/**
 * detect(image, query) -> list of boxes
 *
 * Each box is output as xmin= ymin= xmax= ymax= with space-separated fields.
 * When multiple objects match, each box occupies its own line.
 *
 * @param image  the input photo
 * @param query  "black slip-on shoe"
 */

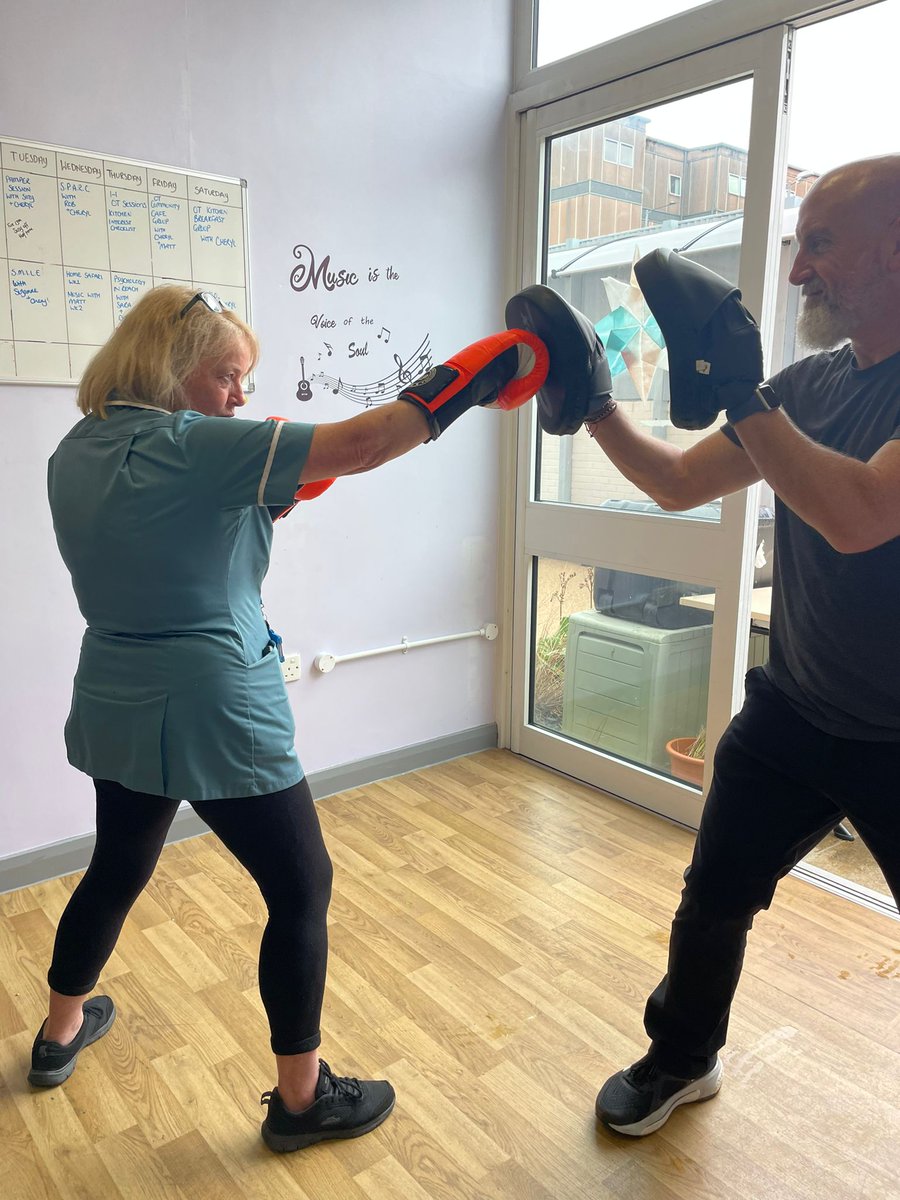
xmin=28 ymin=995 xmax=116 ymax=1087
xmin=596 ymin=1052 xmax=722 ymax=1136
xmin=260 ymin=1060 xmax=395 ymax=1152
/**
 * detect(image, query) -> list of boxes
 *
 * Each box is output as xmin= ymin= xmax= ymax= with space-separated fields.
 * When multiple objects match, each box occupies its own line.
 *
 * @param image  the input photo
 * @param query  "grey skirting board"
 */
xmin=0 ymin=723 xmax=497 ymax=894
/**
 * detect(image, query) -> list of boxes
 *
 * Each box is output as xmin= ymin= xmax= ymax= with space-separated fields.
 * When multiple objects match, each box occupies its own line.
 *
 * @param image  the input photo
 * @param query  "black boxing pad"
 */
xmin=633 ymin=249 xmax=764 ymax=430
xmin=504 ymin=284 xmax=613 ymax=436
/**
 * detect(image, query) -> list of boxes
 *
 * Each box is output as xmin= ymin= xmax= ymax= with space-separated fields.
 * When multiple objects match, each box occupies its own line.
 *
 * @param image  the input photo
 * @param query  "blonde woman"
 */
xmin=35 ymin=284 xmax=546 ymax=1152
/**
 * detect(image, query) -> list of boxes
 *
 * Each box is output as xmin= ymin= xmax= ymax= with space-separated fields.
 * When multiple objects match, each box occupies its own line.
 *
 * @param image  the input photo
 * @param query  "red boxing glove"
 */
xmin=272 ymin=476 xmax=336 ymax=521
xmin=266 ymin=416 xmax=335 ymax=520
xmin=398 ymin=329 xmax=549 ymax=440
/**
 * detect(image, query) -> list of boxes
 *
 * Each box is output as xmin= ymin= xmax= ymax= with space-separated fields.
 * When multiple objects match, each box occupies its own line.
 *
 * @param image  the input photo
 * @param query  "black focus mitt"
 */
xmin=633 ymin=249 xmax=764 ymax=430
xmin=504 ymin=284 xmax=613 ymax=435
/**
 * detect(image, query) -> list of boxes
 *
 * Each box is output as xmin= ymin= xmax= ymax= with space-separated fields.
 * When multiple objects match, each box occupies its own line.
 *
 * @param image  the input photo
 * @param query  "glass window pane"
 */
xmin=773 ymin=4 xmax=897 ymax=377
xmin=539 ymin=82 xmax=754 ymax=514
xmin=530 ymin=555 xmax=715 ymax=785
xmin=536 ymin=0 xmax=707 ymax=67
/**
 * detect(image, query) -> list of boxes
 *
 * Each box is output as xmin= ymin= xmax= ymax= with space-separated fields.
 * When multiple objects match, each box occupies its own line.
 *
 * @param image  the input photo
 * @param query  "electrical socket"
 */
xmin=281 ymin=653 xmax=301 ymax=683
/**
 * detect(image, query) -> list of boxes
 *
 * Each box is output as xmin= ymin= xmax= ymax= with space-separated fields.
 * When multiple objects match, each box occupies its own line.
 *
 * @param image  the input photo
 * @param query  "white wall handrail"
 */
xmin=314 ymin=623 xmax=499 ymax=673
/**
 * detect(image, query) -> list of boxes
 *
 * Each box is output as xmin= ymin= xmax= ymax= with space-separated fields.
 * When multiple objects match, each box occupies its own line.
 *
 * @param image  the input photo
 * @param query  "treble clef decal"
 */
xmin=296 ymin=356 xmax=312 ymax=402
xmin=393 ymin=352 xmax=413 ymax=386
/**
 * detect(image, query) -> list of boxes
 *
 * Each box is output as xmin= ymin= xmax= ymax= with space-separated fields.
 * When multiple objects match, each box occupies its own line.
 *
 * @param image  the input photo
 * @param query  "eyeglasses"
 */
xmin=178 ymin=291 xmax=224 ymax=320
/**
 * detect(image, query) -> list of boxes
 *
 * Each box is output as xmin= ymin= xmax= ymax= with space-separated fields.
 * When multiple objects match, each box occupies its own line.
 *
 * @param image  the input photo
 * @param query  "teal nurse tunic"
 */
xmin=47 ymin=402 xmax=315 ymax=801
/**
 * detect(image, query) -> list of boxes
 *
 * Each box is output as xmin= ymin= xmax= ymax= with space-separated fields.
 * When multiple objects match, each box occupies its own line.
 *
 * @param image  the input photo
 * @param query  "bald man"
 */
xmin=589 ymin=156 xmax=900 ymax=1137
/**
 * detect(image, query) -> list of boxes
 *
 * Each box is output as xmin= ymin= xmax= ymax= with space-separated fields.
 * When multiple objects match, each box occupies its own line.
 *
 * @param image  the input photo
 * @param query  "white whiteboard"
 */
xmin=1 ymin=136 xmax=251 ymax=385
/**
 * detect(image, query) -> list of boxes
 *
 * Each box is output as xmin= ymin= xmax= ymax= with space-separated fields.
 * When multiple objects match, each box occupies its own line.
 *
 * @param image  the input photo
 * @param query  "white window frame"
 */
xmin=512 ymin=0 xmax=881 ymax=94
xmin=500 ymin=0 xmax=887 ymax=764
xmin=499 ymin=28 xmax=792 ymax=823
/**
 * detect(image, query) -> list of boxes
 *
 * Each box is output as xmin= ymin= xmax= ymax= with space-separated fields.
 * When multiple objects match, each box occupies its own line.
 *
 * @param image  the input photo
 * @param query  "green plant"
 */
xmin=533 ymin=615 xmax=569 ymax=728
xmin=533 ymin=566 xmax=585 ymax=729
xmin=686 ymin=727 xmax=706 ymax=759
xmin=532 ymin=564 xmax=597 ymax=730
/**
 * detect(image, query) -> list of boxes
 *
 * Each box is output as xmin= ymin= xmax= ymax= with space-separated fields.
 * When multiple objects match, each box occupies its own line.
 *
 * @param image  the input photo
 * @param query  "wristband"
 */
xmin=584 ymin=398 xmax=617 ymax=436
xmin=725 ymin=383 xmax=781 ymax=427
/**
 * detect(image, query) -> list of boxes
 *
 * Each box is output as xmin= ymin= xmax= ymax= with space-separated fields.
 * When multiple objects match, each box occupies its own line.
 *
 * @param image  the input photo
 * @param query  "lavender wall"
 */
xmin=0 ymin=0 xmax=515 ymax=859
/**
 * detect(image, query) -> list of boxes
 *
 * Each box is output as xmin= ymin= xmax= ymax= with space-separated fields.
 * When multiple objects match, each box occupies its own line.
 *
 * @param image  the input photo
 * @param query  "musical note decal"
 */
xmin=377 ymin=327 xmax=390 ymax=344
xmin=312 ymin=333 xmax=432 ymax=406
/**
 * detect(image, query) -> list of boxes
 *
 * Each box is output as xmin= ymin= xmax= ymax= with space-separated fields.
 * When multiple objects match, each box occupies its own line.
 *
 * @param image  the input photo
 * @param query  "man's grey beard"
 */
xmin=796 ymin=296 xmax=850 ymax=351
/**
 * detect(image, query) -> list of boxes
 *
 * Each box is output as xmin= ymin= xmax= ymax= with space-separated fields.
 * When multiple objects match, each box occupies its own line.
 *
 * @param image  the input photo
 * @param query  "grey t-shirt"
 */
xmin=723 ymin=344 xmax=900 ymax=741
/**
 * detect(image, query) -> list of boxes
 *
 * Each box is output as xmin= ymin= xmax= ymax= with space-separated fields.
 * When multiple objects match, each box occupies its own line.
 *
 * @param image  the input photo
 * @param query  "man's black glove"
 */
xmin=504 ymin=284 xmax=613 ymax=435
xmin=633 ymin=249 xmax=767 ymax=430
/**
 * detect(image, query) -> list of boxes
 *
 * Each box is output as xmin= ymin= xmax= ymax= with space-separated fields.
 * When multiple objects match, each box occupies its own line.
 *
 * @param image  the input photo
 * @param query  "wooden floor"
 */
xmin=2 ymin=750 xmax=899 ymax=1199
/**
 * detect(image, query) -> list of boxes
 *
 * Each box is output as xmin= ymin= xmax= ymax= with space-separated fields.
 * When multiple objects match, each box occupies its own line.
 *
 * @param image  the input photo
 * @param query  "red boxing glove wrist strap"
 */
xmin=398 ymin=328 xmax=549 ymax=439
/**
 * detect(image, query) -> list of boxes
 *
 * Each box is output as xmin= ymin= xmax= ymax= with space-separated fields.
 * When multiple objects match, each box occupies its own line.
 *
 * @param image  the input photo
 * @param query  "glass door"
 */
xmin=774 ymin=4 xmax=898 ymax=916
xmin=508 ymin=28 xmax=791 ymax=826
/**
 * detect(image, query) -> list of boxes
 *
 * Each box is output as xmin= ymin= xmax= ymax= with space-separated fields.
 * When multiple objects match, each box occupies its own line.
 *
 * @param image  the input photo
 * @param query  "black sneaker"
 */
xmin=28 ymin=996 xmax=116 ymax=1087
xmin=596 ymin=1052 xmax=722 ymax=1136
xmin=260 ymin=1060 xmax=395 ymax=1152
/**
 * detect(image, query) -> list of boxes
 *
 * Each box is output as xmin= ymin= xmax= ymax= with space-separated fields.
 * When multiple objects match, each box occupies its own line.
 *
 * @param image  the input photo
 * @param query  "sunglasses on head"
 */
xmin=178 ymin=291 xmax=224 ymax=320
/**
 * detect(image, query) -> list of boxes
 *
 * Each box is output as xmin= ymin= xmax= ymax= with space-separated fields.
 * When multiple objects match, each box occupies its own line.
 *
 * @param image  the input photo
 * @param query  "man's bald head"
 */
xmin=805 ymin=156 xmax=900 ymax=231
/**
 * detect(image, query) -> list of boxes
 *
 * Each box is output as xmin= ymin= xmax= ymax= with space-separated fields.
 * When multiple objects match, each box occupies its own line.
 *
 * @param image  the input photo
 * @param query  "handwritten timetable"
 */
xmin=1 ymin=136 xmax=250 ymax=385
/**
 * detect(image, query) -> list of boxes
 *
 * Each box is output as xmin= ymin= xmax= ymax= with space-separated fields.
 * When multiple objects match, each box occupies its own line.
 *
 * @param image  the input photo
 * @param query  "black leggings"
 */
xmin=47 ymin=777 xmax=333 ymax=1056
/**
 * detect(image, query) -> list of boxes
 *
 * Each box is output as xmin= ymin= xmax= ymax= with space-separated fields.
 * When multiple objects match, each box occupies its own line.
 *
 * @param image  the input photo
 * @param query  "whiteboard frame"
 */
xmin=0 ymin=134 xmax=252 ymax=389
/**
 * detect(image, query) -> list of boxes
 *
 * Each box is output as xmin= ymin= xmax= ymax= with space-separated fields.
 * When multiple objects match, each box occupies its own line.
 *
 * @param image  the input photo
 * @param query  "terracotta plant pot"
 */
xmin=666 ymin=737 xmax=705 ymax=786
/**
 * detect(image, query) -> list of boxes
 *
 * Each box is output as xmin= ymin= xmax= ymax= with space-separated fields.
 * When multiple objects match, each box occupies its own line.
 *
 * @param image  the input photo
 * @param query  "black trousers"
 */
xmin=47 ymin=777 xmax=333 ymax=1056
xmin=646 ymin=667 xmax=900 ymax=1078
